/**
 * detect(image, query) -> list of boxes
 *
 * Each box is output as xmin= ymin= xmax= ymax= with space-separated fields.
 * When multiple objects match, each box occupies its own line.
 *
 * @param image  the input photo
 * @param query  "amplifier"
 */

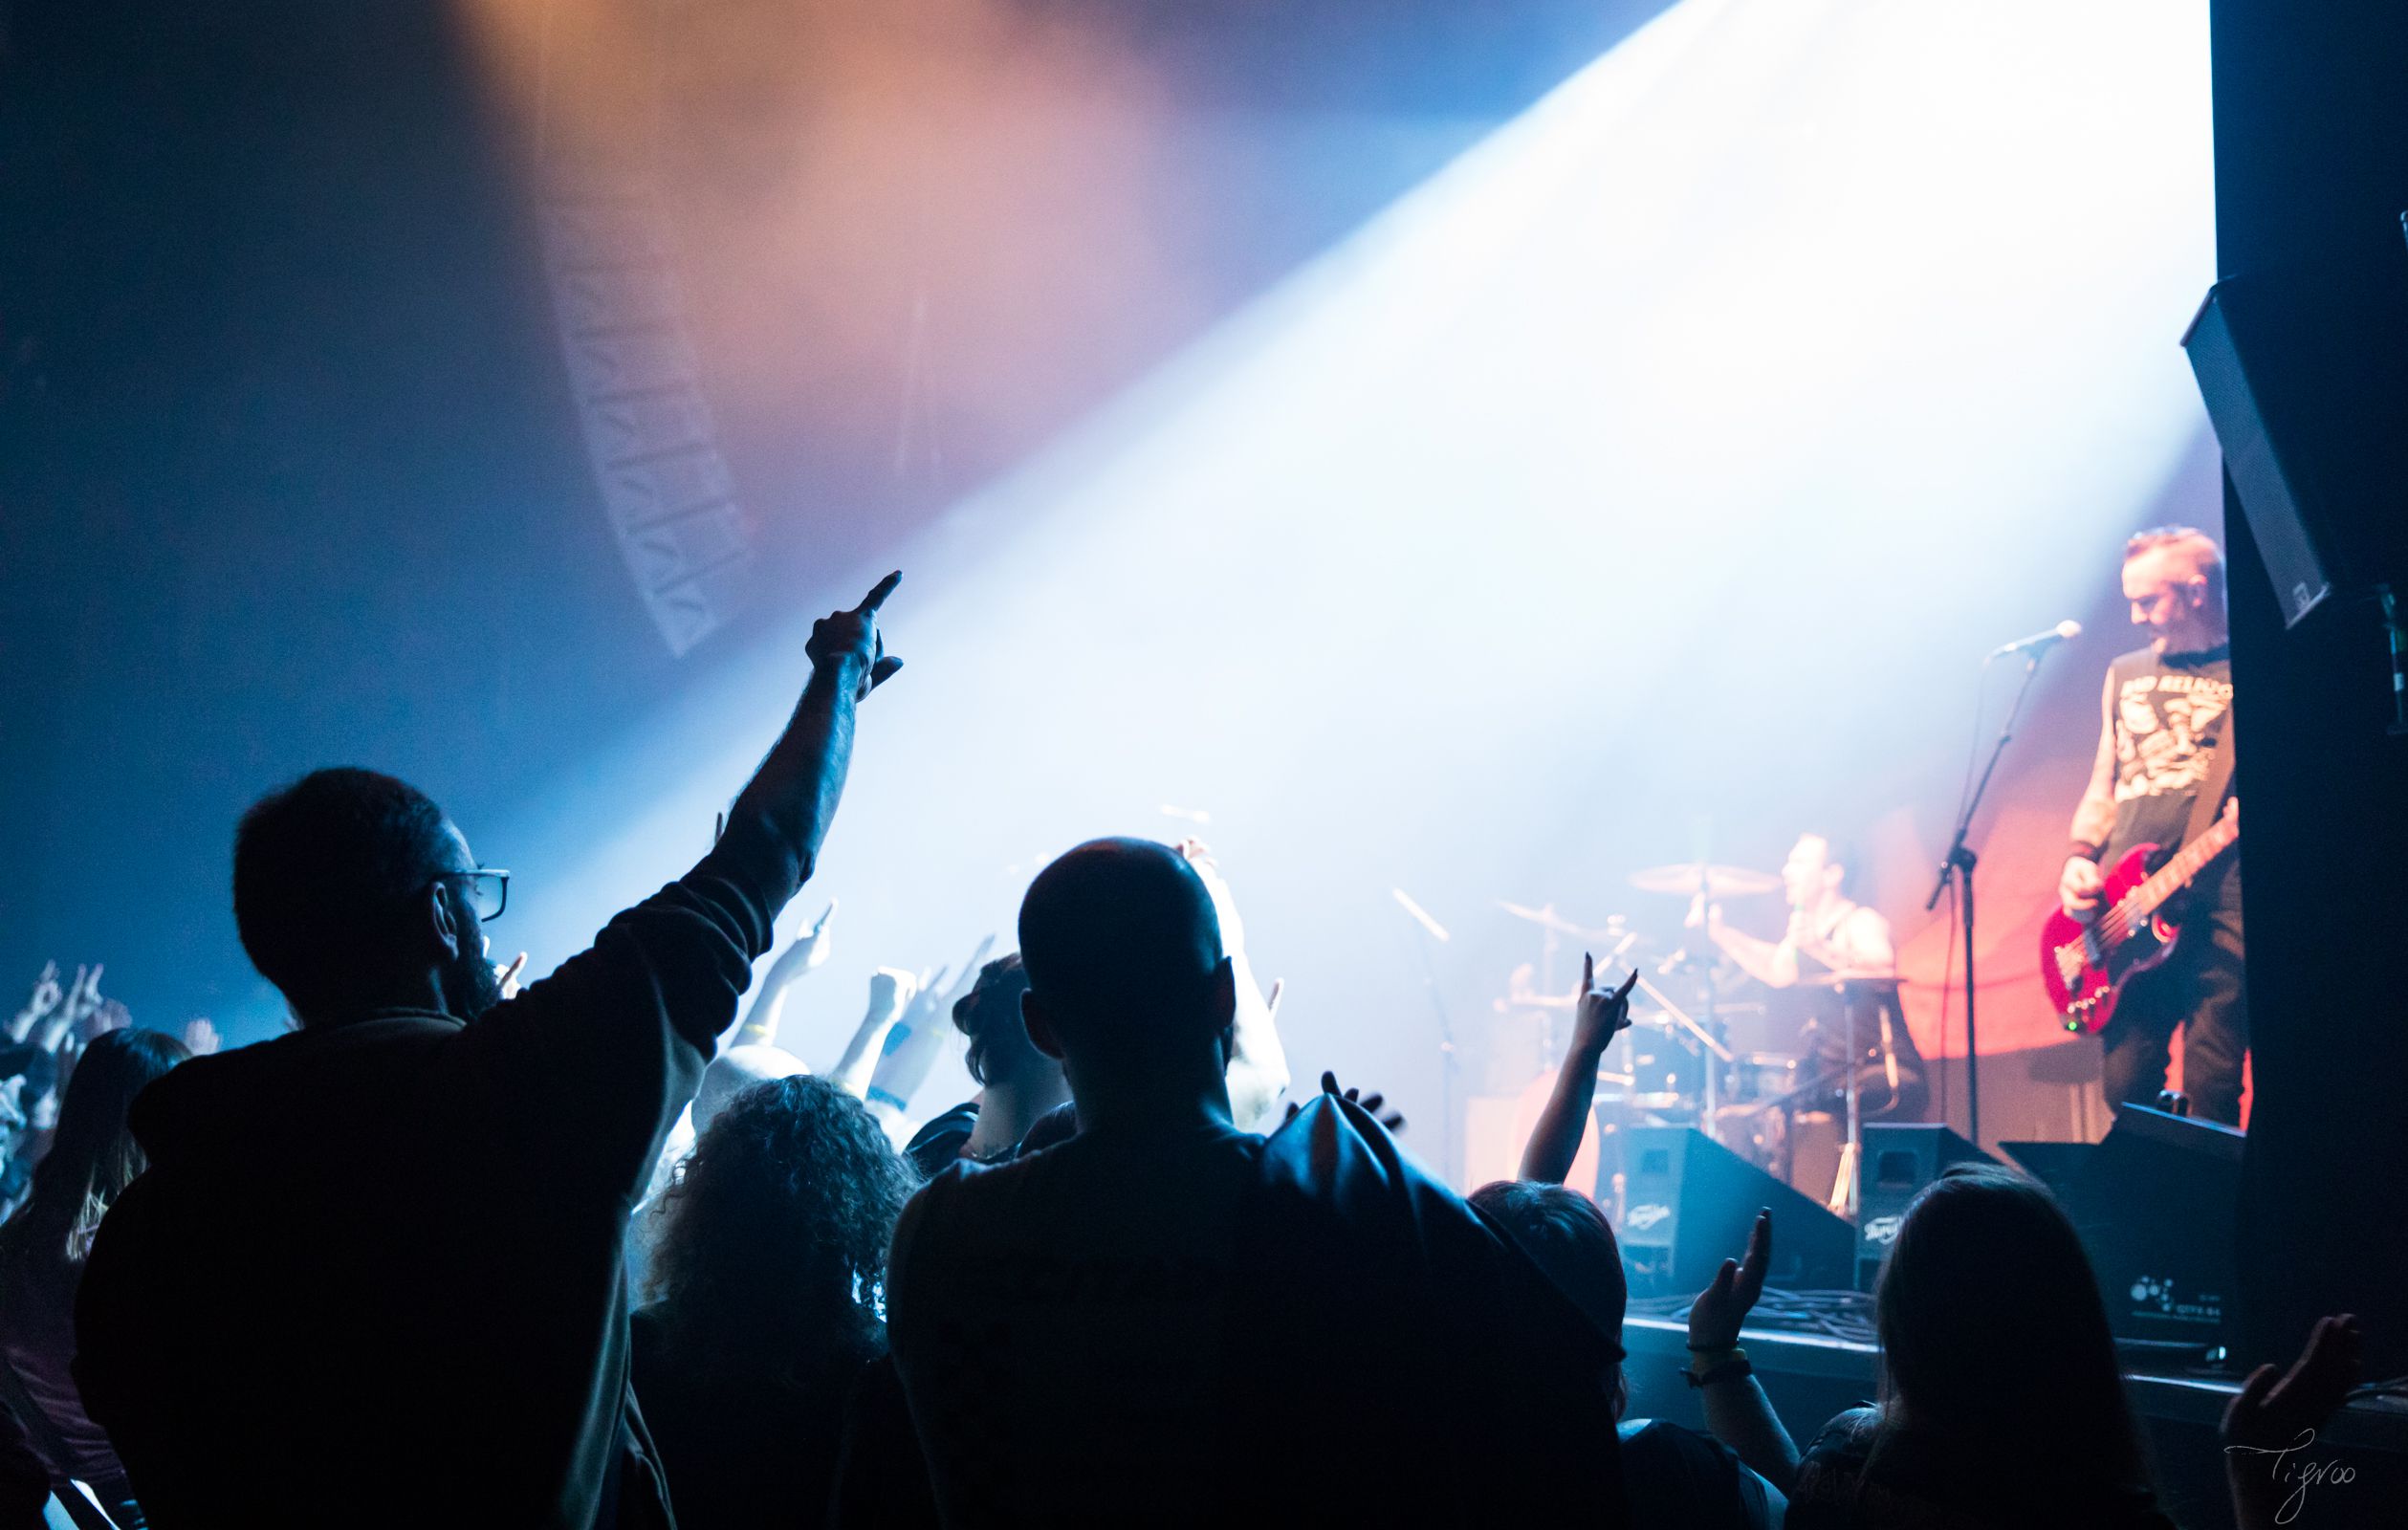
xmin=1854 ymin=1125 xmax=1997 ymax=1291
xmin=1617 ymin=1126 xmax=1855 ymax=1297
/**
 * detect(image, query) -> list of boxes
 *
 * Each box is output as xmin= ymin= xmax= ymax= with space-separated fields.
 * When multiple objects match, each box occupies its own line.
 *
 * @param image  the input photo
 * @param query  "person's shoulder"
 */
xmin=122 ymin=1014 xmax=456 ymax=1162
xmin=1619 ymin=1415 xmax=1731 ymax=1450
xmin=1802 ymin=1404 xmax=1882 ymax=1461
xmin=905 ymin=1101 xmax=979 ymax=1148
xmin=902 ymin=1103 xmax=979 ymax=1177
xmin=886 ymin=1149 xmax=1054 ymax=1336
xmin=891 ymin=1149 xmax=1031 ymax=1255
xmin=1617 ymin=1417 xmax=1753 ymax=1479
xmin=1616 ymin=1420 xmax=1779 ymax=1528
xmin=1787 ymin=1407 xmax=1883 ymax=1525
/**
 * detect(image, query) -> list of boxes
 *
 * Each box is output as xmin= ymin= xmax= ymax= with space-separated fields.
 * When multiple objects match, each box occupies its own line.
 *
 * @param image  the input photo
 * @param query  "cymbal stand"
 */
xmin=1393 ymin=887 xmax=1460 ymax=1185
xmin=1830 ymin=996 xmax=1861 ymax=1216
xmin=1632 ymin=973 xmax=1736 ymax=1140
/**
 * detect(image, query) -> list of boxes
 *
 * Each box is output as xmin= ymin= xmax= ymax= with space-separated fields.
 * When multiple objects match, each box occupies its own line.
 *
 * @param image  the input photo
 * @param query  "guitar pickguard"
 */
xmin=2038 ymin=805 xmax=2239 ymax=1036
xmin=2038 ymin=845 xmax=2180 ymax=1034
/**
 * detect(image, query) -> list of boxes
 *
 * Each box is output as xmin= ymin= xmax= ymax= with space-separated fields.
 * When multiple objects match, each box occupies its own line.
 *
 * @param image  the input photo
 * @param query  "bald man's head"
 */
xmin=1017 ymin=839 xmax=1231 ymax=1071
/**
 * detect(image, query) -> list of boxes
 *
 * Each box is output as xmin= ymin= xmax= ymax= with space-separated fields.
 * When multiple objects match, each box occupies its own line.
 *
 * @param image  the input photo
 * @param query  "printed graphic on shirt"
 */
xmin=2113 ymin=669 xmax=2231 ymax=804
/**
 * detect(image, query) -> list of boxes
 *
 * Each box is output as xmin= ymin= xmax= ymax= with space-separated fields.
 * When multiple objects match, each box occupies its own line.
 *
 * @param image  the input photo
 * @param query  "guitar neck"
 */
xmin=2129 ymin=815 xmax=2239 ymax=917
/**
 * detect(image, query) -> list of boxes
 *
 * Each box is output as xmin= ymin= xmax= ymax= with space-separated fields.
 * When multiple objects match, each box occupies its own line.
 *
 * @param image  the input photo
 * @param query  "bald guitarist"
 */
xmin=2057 ymin=526 xmax=2247 ymax=1125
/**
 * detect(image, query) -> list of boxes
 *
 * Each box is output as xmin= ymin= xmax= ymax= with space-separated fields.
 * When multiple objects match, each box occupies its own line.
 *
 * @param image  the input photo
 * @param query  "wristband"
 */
xmin=865 ymin=1085 xmax=909 ymax=1112
xmin=1684 ymin=1356 xmax=1754 ymax=1389
xmin=2068 ymin=841 xmax=2103 ymax=864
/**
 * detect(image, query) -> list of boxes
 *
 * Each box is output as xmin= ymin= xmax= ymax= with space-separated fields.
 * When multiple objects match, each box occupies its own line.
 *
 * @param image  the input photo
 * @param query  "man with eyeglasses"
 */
xmin=75 ymin=576 xmax=906 ymax=1529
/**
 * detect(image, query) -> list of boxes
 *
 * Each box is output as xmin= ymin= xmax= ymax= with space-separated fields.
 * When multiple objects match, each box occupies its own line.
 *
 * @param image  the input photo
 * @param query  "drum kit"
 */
xmin=1494 ymin=860 xmax=1839 ymax=1202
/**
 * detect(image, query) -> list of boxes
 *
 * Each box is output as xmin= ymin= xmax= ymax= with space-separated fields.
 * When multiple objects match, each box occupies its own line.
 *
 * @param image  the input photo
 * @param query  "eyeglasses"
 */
xmin=435 ymin=869 xmax=511 ymax=923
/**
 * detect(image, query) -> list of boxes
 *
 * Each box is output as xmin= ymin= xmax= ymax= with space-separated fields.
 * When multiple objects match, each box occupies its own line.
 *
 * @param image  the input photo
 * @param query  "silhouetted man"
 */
xmin=76 ymin=577 xmax=905 ymax=1528
xmin=884 ymin=838 xmax=1625 ymax=1526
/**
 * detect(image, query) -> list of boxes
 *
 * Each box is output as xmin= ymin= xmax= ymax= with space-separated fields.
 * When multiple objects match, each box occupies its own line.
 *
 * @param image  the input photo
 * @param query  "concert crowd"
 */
xmin=0 ymin=577 xmax=2365 ymax=1530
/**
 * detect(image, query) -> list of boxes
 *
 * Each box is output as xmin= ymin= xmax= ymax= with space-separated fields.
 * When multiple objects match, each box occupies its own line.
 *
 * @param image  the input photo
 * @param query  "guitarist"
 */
xmin=2058 ymin=526 xmax=2247 ymax=1125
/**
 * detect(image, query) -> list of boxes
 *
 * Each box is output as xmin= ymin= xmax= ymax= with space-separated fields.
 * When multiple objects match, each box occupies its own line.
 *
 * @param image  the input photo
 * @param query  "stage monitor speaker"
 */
xmin=1616 ymin=1126 xmax=1855 ymax=1297
xmin=2182 ymin=251 xmax=2408 ymax=627
xmin=1853 ymin=1125 xmax=1997 ymax=1292
xmin=2003 ymin=1105 xmax=2243 ymax=1348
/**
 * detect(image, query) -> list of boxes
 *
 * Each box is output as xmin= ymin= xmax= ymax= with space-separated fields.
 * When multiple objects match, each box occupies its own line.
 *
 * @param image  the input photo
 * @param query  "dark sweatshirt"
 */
xmin=74 ymin=812 xmax=806 ymax=1529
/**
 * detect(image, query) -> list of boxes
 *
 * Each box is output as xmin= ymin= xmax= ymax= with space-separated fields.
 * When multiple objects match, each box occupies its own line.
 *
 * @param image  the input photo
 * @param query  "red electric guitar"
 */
xmin=2040 ymin=798 xmax=2240 ymax=1035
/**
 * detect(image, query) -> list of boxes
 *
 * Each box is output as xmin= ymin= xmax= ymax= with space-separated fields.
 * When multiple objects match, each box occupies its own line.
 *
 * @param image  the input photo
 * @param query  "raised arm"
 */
xmin=827 ymin=968 xmax=914 ymax=1100
xmin=865 ymin=941 xmax=994 ymax=1122
xmin=7 ymin=963 xmax=60 ymax=1045
xmin=457 ymin=574 xmax=904 ymax=1197
xmin=1520 ymin=953 xmax=1634 ymax=1184
xmin=1687 ymin=1209 xmax=1802 ymax=1491
xmin=1696 ymin=901 xmax=1799 ymax=989
xmin=737 ymin=901 xmax=839 ymax=1048
xmin=2222 ymin=1314 xmax=2363 ymax=1530
xmin=727 ymin=574 xmax=905 ymax=864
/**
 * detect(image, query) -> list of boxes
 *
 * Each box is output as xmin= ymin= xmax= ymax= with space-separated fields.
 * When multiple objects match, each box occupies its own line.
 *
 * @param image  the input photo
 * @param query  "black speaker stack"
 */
xmin=1610 ymin=1111 xmax=2234 ymax=1347
xmin=2004 ymin=1105 xmax=2243 ymax=1350
xmin=1613 ymin=1126 xmax=1855 ymax=1296
xmin=1851 ymin=1124 xmax=1996 ymax=1292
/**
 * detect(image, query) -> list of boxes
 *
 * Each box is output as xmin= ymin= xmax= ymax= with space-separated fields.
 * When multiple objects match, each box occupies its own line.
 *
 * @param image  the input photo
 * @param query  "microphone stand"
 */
xmin=1925 ymin=646 xmax=2056 ymax=1149
xmin=1394 ymin=888 xmax=1461 ymax=1185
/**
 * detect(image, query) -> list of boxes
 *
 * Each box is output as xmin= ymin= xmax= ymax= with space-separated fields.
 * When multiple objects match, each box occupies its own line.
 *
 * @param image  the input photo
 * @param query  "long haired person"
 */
xmin=0 ymin=1027 xmax=189 ymax=1525
xmin=635 ymin=1074 xmax=918 ymax=1529
xmin=1787 ymin=1165 xmax=2175 ymax=1529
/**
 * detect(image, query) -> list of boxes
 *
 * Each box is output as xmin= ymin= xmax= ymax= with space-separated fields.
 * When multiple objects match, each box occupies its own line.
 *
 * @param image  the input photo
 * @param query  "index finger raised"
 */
xmin=854 ymin=570 xmax=903 ymax=614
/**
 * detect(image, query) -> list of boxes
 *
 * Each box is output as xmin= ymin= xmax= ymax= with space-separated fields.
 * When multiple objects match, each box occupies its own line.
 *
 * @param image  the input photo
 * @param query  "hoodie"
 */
xmin=74 ymin=813 xmax=807 ymax=1528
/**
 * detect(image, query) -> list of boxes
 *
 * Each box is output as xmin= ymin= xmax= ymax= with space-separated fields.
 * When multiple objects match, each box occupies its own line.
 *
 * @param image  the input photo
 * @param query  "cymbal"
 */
xmin=1627 ymin=863 xmax=1780 ymax=898
xmin=1495 ymin=900 xmax=1619 ymax=941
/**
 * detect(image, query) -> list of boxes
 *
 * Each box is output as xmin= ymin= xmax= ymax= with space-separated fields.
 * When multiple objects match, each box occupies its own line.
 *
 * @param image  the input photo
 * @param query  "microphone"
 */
xmin=1989 ymin=619 xmax=2082 ymax=658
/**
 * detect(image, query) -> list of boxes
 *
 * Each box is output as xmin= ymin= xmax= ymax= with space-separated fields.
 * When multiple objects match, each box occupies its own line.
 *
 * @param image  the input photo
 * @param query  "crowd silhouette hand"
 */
xmin=495 ymin=952 xmax=529 ymax=1001
xmin=64 ymin=963 xmax=104 ymax=1022
xmin=182 ymin=1017 xmax=223 ymax=1057
xmin=927 ymin=936 xmax=996 ymax=1014
xmin=1572 ymin=952 xmax=1639 ymax=1056
xmin=1283 ymin=1071 xmax=1406 ymax=1133
xmin=21 ymin=962 xmax=62 ymax=1024
xmin=37 ymin=964 xmax=103 ymax=1052
xmin=807 ymin=573 xmax=906 ymax=700
xmin=2223 ymin=1313 xmax=2363 ymax=1452
xmin=778 ymin=902 xmax=840 ymax=975
xmin=84 ymin=997 xmax=134 ymax=1039
xmin=868 ymin=967 xmax=919 ymax=1021
xmin=1689 ymin=1209 xmax=1773 ymax=1350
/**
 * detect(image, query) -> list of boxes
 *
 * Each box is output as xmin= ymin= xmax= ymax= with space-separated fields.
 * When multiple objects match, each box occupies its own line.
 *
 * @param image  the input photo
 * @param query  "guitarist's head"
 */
xmin=2122 ymin=526 xmax=2226 ymax=656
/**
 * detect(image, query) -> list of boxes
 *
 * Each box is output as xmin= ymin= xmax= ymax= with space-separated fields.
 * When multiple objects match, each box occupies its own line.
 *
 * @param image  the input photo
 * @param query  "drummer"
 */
xmin=1690 ymin=833 xmax=1927 ymax=1121
xmin=1694 ymin=833 xmax=1890 ymax=986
